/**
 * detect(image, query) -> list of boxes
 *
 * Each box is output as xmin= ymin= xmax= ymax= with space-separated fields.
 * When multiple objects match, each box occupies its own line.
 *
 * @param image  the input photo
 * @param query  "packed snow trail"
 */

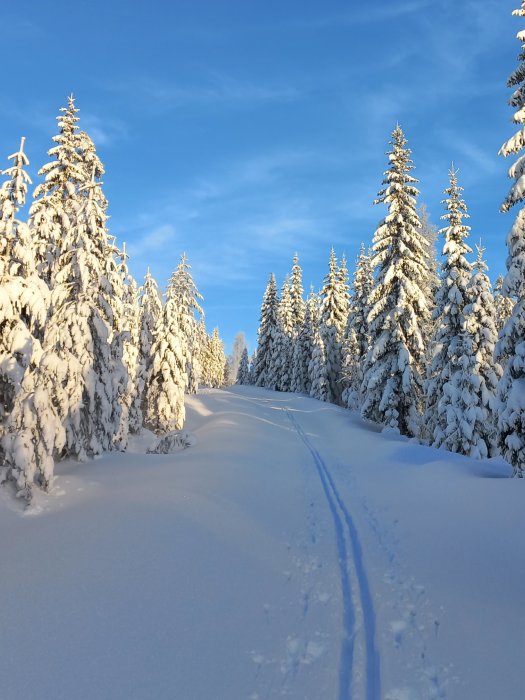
xmin=0 ymin=386 xmax=522 ymax=700
xmin=286 ymin=408 xmax=380 ymax=700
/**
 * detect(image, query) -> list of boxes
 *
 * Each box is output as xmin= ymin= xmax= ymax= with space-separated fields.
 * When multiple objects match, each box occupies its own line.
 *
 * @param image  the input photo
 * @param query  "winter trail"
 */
xmin=285 ymin=407 xmax=381 ymax=700
xmin=2 ymin=386 xmax=521 ymax=699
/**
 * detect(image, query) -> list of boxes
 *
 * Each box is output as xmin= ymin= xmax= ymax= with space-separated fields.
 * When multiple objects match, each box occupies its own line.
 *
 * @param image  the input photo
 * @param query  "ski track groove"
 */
xmin=286 ymin=407 xmax=381 ymax=700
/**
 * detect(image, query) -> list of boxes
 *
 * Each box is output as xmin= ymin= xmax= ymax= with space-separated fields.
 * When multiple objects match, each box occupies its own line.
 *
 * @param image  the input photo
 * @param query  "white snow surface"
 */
xmin=1 ymin=386 xmax=523 ymax=700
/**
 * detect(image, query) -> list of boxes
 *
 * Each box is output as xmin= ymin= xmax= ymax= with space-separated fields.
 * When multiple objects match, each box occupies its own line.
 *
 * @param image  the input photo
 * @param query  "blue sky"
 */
xmin=0 ymin=0 xmax=520 ymax=352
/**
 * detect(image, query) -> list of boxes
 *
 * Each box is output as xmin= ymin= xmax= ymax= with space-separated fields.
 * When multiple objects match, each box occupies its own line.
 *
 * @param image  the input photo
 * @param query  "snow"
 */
xmin=0 ymin=386 xmax=523 ymax=700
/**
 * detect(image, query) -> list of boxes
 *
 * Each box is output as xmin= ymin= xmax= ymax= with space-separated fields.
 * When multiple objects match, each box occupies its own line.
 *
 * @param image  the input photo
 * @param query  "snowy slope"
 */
xmin=0 ymin=387 xmax=523 ymax=700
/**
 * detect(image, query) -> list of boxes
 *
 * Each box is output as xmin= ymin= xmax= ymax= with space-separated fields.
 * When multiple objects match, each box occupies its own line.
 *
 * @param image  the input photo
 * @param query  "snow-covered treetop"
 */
xmin=375 ymin=124 xmax=419 ymax=206
xmin=472 ymin=241 xmax=488 ymax=273
xmin=0 ymin=138 xmax=33 ymax=278
xmin=279 ymin=275 xmax=295 ymax=335
xmin=290 ymin=253 xmax=305 ymax=328
xmin=1 ymin=137 xmax=32 ymax=210
xmin=34 ymin=95 xmax=86 ymax=202
xmin=439 ymin=166 xmax=472 ymax=257
xmin=321 ymin=248 xmax=348 ymax=337
xmin=170 ymin=253 xmax=204 ymax=319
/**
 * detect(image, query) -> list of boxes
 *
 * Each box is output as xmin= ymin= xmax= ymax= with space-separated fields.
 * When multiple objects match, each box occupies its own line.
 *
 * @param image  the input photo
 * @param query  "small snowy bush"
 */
xmin=147 ymin=431 xmax=196 ymax=454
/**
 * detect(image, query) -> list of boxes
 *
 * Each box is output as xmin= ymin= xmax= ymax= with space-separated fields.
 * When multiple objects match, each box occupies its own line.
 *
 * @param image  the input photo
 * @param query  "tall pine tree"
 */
xmin=425 ymin=167 xmax=473 ymax=447
xmin=144 ymin=273 xmax=186 ymax=433
xmin=361 ymin=125 xmax=430 ymax=436
xmin=254 ymin=274 xmax=280 ymax=390
xmin=496 ymin=1 xmax=525 ymax=475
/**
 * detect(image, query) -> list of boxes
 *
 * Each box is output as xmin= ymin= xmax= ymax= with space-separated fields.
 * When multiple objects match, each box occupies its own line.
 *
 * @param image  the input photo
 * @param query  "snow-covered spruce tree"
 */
xmin=270 ymin=276 xmax=293 ymax=392
xmin=309 ymin=317 xmax=330 ymax=403
xmin=493 ymin=275 xmax=515 ymax=338
xmin=340 ymin=325 xmax=361 ymax=410
xmin=337 ymin=253 xmax=351 ymax=334
xmin=291 ymin=294 xmax=315 ymax=394
xmin=254 ymin=274 xmax=280 ymax=389
xmin=341 ymin=244 xmax=372 ymax=409
xmin=321 ymin=249 xmax=349 ymax=341
xmin=227 ymin=332 xmax=247 ymax=385
xmin=425 ymin=167 xmax=474 ymax=447
xmin=290 ymin=253 xmax=305 ymax=331
xmin=462 ymin=244 xmax=501 ymax=456
xmin=289 ymin=257 xmax=309 ymax=393
xmin=236 ymin=347 xmax=250 ymax=385
xmin=3 ymin=173 xmax=122 ymax=498
xmin=144 ymin=274 xmax=186 ymax=433
xmin=247 ymin=350 xmax=257 ymax=385
xmin=170 ymin=253 xmax=204 ymax=393
xmin=29 ymin=96 xmax=85 ymax=286
xmin=433 ymin=243 xmax=501 ymax=459
xmin=0 ymin=139 xmax=48 ymax=444
xmin=418 ymin=203 xmax=440 ymax=313
xmin=201 ymin=328 xmax=226 ymax=389
xmin=315 ymin=248 xmax=347 ymax=404
xmin=496 ymin=3 xmax=525 ymax=475
xmin=138 ymin=268 xmax=163 ymax=411
xmin=361 ymin=125 xmax=430 ymax=436
xmin=113 ymin=243 xmax=143 ymax=444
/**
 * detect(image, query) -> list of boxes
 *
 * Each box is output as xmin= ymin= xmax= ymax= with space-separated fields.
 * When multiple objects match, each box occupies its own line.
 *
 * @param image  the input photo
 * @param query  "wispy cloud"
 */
xmin=127 ymin=224 xmax=178 ymax=259
xmin=105 ymin=72 xmax=303 ymax=114
xmin=81 ymin=113 xmax=128 ymax=148
xmin=292 ymin=0 xmax=434 ymax=30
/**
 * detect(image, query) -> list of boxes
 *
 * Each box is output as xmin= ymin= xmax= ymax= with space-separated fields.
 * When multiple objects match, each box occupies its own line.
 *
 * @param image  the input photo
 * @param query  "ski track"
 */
xmin=285 ymin=407 xmax=381 ymax=700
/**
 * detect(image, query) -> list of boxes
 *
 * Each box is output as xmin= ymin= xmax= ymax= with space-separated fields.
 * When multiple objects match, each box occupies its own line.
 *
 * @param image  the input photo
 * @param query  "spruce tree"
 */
xmin=114 ymin=244 xmax=142 ymax=443
xmin=0 ymin=138 xmax=48 ymax=446
xmin=493 ymin=275 xmax=515 ymax=338
xmin=170 ymin=253 xmax=204 ymax=393
xmin=309 ymin=322 xmax=330 ymax=403
xmin=425 ymin=167 xmax=473 ymax=447
xmin=463 ymin=244 xmax=501 ymax=456
xmin=30 ymin=96 xmax=85 ymax=285
xmin=317 ymin=249 xmax=346 ymax=404
xmin=144 ymin=274 xmax=186 ymax=433
xmin=271 ymin=276 xmax=293 ymax=391
xmin=138 ymin=268 xmax=163 ymax=413
xmin=496 ymin=2 xmax=525 ymax=475
xmin=341 ymin=244 xmax=372 ymax=409
xmin=361 ymin=125 xmax=430 ymax=436
xmin=236 ymin=347 xmax=250 ymax=385
xmin=291 ymin=298 xmax=314 ymax=394
xmin=228 ymin=332 xmax=248 ymax=385
xmin=201 ymin=328 xmax=226 ymax=389
xmin=290 ymin=253 xmax=305 ymax=331
xmin=3 ymin=116 xmax=125 ymax=497
xmin=254 ymin=274 xmax=279 ymax=389
xmin=418 ymin=203 xmax=440 ymax=312
xmin=0 ymin=138 xmax=50 ymax=497
xmin=307 ymin=289 xmax=331 ymax=402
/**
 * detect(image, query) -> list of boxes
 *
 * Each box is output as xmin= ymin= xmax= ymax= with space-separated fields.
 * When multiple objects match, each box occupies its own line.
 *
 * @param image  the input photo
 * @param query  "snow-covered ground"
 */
xmin=1 ymin=386 xmax=523 ymax=700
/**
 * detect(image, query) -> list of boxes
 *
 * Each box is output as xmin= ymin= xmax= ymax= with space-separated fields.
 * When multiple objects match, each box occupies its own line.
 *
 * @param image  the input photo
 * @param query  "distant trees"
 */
xmin=201 ymin=328 xmax=227 ymax=388
xmin=227 ymin=332 xmax=248 ymax=385
xmin=236 ymin=348 xmax=250 ymax=385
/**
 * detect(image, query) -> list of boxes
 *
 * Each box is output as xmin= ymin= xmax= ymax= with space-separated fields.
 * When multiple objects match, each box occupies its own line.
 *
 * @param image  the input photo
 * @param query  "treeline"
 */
xmin=0 ymin=97 xmax=226 ymax=502
xmin=246 ymin=113 xmax=524 ymax=476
